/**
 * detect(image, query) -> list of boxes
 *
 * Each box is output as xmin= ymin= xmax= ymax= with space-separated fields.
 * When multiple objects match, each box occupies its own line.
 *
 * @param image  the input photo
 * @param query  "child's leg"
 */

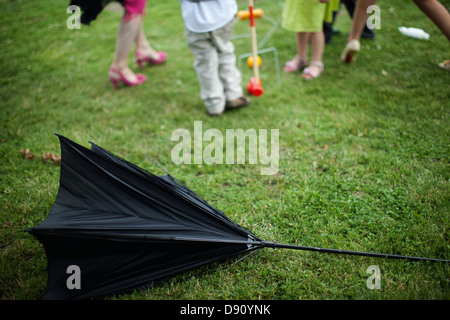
xmin=296 ymin=32 xmax=309 ymax=61
xmin=310 ymin=31 xmax=325 ymax=63
xmin=185 ymin=29 xmax=225 ymax=116
xmin=284 ymin=33 xmax=309 ymax=72
xmin=211 ymin=19 xmax=245 ymax=104
xmin=302 ymin=31 xmax=324 ymax=79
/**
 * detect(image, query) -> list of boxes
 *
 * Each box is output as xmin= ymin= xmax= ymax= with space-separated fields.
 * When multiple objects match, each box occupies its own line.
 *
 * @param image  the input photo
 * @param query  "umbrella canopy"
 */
xmin=28 ymin=134 xmax=264 ymax=300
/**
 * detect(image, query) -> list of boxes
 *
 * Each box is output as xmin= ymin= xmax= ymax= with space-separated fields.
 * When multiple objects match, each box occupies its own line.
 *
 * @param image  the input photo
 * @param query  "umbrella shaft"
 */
xmin=262 ymin=241 xmax=449 ymax=263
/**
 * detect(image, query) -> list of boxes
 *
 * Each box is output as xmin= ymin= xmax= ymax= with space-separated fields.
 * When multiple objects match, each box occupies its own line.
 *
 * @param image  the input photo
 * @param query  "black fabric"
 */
xmin=70 ymin=0 xmax=125 ymax=25
xmin=29 ymin=135 xmax=262 ymax=300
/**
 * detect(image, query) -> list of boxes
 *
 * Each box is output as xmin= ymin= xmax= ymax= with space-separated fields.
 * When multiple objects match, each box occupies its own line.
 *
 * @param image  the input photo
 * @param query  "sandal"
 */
xmin=301 ymin=61 xmax=323 ymax=80
xmin=135 ymin=50 xmax=168 ymax=69
xmin=283 ymin=55 xmax=308 ymax=73
xmin=108 ymin=67 xmax=147 ymax=89
xmin=438 ymin=60 xmax=450 ymax=72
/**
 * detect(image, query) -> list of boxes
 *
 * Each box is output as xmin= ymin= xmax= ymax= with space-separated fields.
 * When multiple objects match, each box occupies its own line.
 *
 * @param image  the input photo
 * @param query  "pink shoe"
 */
xmin=134 ymin=51 xmax=167 ymax=69
xmin=301 ymin=61 xmax=324 ymax=80
xmin=283 ymin=55 xmax=308 ymax=73
xmin=108 ymin=67 xmax=147 ymax=89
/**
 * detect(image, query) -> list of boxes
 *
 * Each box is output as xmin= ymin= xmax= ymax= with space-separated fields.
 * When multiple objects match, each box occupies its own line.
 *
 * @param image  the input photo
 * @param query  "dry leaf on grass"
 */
xmin=40 ymin=152 xmax=61 ymax=165
xmin=20 ymin=149 xmax=35 ymax=160
xmin=19 ymin=149 xmax=61 ymax=165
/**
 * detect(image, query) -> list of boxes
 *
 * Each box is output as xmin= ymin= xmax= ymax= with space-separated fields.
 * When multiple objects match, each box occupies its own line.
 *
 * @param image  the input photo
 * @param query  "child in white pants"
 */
xmin=180 ymin=0 xmax=250 ymax=116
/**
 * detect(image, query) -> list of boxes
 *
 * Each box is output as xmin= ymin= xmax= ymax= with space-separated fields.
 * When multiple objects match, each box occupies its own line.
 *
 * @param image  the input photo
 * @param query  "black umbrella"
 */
xmin=27 ymin=135 xmax=449 ymax=300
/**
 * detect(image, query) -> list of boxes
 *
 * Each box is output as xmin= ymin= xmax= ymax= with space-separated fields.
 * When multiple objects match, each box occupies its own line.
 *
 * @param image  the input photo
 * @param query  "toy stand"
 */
xmin=233 ymin=7 xmax=281 ymax=85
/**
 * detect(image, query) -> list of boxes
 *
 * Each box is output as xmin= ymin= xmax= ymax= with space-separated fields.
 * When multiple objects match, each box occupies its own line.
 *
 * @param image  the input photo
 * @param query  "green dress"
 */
xmin=282 ymin=0 xmax=340 ymax=33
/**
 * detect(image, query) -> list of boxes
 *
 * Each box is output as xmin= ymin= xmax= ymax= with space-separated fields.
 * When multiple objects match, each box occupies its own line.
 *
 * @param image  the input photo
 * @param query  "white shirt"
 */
xmin=180 ymin=0 xmax=238 ymax=33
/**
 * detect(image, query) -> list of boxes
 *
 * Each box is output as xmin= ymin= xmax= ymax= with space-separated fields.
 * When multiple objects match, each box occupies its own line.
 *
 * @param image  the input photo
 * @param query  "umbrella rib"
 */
xmin=86 ymin=232 xmax=263 ymax=246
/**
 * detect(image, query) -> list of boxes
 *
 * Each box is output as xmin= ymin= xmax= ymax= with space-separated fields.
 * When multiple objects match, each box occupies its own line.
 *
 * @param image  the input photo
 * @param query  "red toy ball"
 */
xmin=246 ymin=77 xmax=263 ymax=97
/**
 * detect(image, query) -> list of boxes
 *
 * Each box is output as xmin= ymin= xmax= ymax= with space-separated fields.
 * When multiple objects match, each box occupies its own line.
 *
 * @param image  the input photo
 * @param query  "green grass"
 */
xmin=1 ymin=0 xmax=449 ymax=300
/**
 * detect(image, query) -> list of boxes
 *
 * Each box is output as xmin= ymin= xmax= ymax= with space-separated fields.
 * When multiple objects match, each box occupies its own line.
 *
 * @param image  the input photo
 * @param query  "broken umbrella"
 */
xmin=27 ymin=135 xmax=449 ymax=300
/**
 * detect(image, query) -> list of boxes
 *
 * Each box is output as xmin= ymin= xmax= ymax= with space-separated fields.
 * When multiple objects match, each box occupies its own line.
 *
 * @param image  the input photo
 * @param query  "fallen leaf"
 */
xmin=40 ymin=152 xmax=61 ymax=165
xmin=20 ymin=149 xmax=35 ymax=160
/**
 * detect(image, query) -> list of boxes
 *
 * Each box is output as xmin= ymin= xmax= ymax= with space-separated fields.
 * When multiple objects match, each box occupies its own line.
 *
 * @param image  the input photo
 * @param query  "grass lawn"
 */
xmin=0 ymin=0 xmax=449 ymax=300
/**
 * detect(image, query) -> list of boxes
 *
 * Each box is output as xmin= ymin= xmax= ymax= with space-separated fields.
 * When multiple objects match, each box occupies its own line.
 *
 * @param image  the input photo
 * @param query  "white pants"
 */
xmin=185 ymin=18 xmax=243 ymax=115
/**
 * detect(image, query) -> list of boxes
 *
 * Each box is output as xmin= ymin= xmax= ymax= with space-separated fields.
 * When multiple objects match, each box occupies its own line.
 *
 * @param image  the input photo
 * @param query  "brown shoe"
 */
xmin=225 ymin=96 xmax=251 ymax=109
xmin=208 ymin=111 xmax=223 ymax=117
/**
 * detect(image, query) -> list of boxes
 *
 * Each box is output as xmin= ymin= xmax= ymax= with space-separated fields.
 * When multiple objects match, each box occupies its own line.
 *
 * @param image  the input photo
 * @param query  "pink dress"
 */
xmin=124 ymin=0 xmax=147 ymax=21
xmin=71 ymin=0 xmax=147 ymax=25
